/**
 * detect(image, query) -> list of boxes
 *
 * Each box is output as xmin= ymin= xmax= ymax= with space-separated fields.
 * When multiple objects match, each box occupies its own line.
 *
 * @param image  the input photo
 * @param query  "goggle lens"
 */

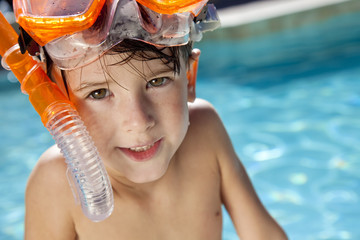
xmin=13 ymin=0 xmax=106 ymax=46
xmin=135 ymin=0 xmax=208 ymax=15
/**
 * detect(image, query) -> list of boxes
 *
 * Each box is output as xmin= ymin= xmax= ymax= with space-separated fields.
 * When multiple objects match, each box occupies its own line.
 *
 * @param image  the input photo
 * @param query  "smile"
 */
xmin=120 ymin=139 xmax=162 ymax=162
xmin=129 ymin=143 xmax=155 ymax=152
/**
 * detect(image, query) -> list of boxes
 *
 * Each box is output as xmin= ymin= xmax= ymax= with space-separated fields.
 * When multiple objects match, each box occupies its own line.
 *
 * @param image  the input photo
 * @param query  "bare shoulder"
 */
xmin=189 ymin=98 xmax=218 ymax=119
xmin=25 ymin=145 xmax=76 ymax=240
xmin=27 ymin=144 xmax=68 ymax=191
xmin=188 ymin=98 xmax=223 ymax=135
xmin=188 ymin=98 xmax=233 ymax=154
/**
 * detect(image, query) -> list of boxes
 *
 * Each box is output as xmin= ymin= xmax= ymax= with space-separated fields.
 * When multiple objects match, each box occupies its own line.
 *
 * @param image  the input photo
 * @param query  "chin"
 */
xmin=128 ymin=174 xmax=163 ymax=184
xmin=127 ymin=166 xmax=168 ymax=184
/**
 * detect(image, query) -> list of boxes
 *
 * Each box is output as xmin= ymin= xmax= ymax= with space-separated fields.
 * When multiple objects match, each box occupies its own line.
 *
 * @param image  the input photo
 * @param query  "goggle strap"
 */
xmin=18 ymin=27 xmax=40 ymax=56
xmin=193 ymin=4 xmax=220 ymax=33
xmin=193 ymin=4 xmax=208 ymax=23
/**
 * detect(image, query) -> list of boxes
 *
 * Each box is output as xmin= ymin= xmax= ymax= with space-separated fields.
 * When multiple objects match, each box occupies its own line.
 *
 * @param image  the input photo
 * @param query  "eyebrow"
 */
xmin=74 ymin=81 xmax=108 ymax=92
xmin=74 ymin=66 xmax=176 ymax=92
xmin=147 ymin=68 xmax=176 ymax=79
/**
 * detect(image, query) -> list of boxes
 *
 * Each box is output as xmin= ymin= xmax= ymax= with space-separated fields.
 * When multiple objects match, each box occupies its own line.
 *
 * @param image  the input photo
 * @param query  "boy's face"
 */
xmin=54 ymin=49 xmax=197 ymax=184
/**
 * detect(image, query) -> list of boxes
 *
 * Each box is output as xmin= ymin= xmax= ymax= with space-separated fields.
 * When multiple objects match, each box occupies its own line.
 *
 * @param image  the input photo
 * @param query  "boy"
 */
xmin=18 ymin=0 xmax=288 ymax=239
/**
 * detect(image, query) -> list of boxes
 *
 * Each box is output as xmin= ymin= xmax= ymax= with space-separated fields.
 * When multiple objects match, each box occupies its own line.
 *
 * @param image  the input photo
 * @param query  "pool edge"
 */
xmin=205 ymin=0 xmax=360 ymax=40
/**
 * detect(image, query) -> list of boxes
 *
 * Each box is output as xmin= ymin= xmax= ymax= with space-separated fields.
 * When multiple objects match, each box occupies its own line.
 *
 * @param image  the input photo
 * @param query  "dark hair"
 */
xmin=106 ymin=39 xmax=193 ymax=74
xmin=47 ymin=39 xmax=193 ymax=95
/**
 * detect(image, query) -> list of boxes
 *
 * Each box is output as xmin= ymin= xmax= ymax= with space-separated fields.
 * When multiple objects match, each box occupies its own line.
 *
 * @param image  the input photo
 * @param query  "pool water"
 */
xmin=1 ymin=9 xmax=360 ymax=240
xmin=195 ymin=10 xmax=360 ymax=240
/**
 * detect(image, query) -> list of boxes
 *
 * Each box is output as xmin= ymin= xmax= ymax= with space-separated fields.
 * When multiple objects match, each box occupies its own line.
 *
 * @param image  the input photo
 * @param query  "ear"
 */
xmin=187 ymin=48 xmax=200 ymax=103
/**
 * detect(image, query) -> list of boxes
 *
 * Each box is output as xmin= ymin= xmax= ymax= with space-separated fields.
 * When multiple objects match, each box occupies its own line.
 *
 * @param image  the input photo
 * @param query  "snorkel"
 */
xmin=0 ymin=12 xmax=114 ymax=222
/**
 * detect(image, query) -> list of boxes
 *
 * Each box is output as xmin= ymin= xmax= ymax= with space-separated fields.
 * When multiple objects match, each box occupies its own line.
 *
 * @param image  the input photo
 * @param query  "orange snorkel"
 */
xmin=0 ymin=12 xmax=72 ymax=124
xmin=0 ymin=11 xmax=114 ymax=222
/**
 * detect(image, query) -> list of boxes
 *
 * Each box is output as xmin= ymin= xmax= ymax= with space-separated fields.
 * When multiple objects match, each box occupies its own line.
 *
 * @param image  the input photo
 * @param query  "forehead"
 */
xmin=104 ymin=50 xmax=173 ymax=68
xmin=62 ymin=50 xmax=185 ymax=86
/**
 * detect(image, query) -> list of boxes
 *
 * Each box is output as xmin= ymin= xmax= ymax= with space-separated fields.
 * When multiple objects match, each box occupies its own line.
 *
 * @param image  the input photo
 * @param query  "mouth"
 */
xmin=129 ymin=143 xmax=155 ymax=152
xmin=119 ymin=139 xmax=162 ymax=162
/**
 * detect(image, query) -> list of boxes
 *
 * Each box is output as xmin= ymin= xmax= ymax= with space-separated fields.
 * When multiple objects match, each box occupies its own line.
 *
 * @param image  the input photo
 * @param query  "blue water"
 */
xmin=196 ymin=11 xmax=360 ymax=240
xmin=1 ymin=10 xmax=360 ymax=240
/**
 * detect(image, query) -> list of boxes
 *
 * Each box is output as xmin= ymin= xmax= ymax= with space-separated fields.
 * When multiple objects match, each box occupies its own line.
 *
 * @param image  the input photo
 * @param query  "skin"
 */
xmin=24 ymin=48 xmax=288 ymax=240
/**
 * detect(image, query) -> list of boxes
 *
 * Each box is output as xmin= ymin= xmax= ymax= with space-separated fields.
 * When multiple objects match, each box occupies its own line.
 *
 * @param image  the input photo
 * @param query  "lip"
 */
xmin=119 ymin=139 xmax=162 ymax=162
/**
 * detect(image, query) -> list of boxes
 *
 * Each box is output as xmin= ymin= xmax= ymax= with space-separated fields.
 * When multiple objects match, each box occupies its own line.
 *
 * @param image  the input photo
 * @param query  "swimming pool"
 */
xmin=195 ymin=6 xmax=360 ymax=240
xmin=1 ymin=5 xmax=360 ymax=240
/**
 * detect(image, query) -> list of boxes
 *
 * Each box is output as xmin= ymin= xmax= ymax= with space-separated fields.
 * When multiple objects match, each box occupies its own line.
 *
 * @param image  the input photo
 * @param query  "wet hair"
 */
xmin=107 ymin=39 xmax=193 ymax=74
xmin=47 ymin=39 xmax=193 ymax=95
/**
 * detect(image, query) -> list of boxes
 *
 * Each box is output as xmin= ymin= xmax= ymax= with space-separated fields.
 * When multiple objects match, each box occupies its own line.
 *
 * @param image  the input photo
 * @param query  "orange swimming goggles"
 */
xmin=13 ymin=0 xmax=209 ymax=46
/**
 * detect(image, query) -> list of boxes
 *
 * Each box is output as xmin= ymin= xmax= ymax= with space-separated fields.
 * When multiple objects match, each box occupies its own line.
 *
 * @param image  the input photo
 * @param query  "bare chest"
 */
xmin=74 ymin=168 xmax=222 ymax=239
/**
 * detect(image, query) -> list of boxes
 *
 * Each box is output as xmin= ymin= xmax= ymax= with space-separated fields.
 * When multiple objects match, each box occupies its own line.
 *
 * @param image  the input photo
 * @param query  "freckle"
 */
xmin=215 ymin=211 xmax=220 ymax=217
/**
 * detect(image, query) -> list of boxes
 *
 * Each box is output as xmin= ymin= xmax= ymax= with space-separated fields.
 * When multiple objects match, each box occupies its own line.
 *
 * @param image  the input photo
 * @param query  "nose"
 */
xmin=120 ymin=93 xmax=156 ymax=133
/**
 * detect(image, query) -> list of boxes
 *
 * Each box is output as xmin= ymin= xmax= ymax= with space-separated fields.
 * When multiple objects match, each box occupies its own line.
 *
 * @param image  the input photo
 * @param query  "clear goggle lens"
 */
xmin=15 ymin=0 xmax=220 ymax=69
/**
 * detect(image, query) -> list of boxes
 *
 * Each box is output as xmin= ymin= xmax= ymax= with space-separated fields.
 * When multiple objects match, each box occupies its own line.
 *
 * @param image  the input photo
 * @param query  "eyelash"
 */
xmin=86 ymin=77 xmax=171 ymax=100
xmin=146 ymin=77 xmax=170 ymax=89
xmin=87 ymin=88 xmax=111 ymax=100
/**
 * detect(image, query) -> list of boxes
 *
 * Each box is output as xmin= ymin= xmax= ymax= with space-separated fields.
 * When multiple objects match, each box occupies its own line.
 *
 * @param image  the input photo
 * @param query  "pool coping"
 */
xmin=218 ymin=0 xmax=351 ymax=28
xmin=205 ymin=0 xmax=360 ymax=40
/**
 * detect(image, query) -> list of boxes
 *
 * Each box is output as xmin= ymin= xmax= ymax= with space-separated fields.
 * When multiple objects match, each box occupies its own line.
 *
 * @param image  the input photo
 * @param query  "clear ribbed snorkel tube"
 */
xmin=0 ymin=12 xmax=114 ymax=222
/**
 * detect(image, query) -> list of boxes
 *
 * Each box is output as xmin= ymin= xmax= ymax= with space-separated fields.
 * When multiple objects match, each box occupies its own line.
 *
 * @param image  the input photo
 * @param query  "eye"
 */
xmin=88 ymin=88 xmax=110 ymax=100
xmin=146 ymin=77 xmax=170 ymax=88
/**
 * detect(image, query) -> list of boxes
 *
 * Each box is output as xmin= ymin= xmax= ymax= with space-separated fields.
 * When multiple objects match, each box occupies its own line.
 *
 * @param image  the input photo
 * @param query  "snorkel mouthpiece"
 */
xmin=0 ymin=11 xmax=114 ymax=222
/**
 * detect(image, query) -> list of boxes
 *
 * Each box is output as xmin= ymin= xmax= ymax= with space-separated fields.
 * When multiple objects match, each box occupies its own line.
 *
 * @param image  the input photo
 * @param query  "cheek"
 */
xmin=156 ymin=84 xmax=189 ymax=135
xmin=74 ymin=101 xmax=101 ymax=128
xmin=73 ymin=101 xmax=113 ymax=148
